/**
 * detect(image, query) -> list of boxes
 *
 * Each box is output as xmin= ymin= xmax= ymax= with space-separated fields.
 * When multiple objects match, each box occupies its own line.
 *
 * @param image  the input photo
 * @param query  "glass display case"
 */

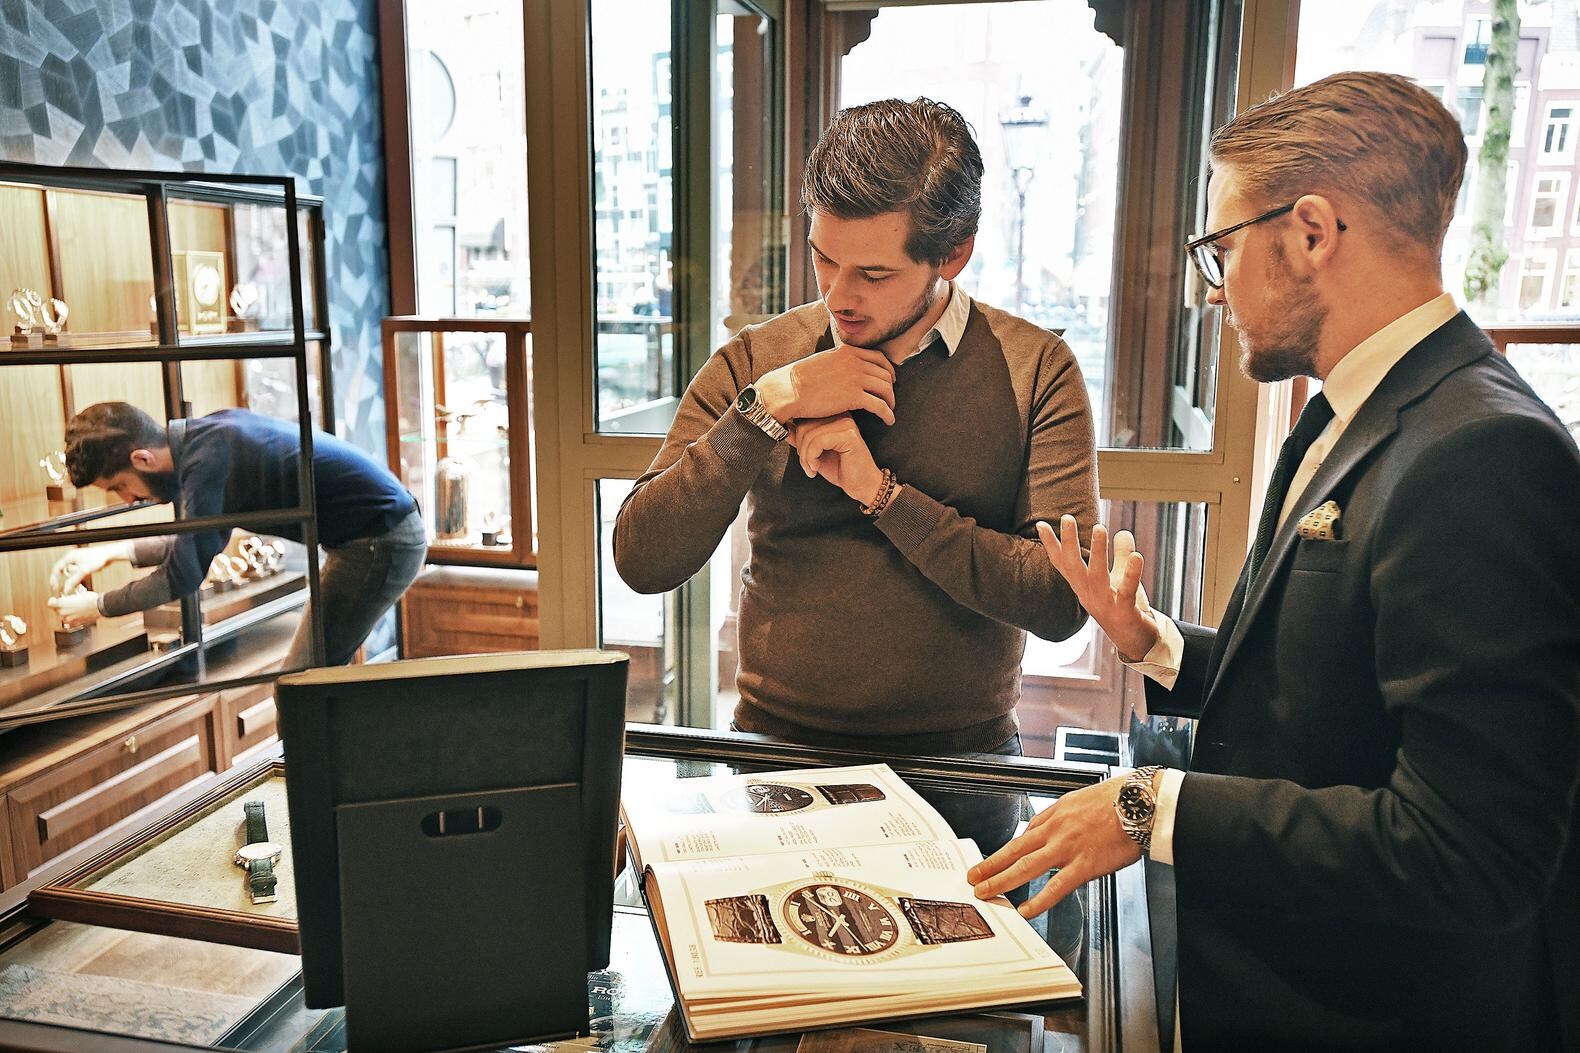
xmin=0 ymin=729 xmax=1164 ymax=1052
xmin=0 ymin=161 xmax=333 ymax=729
xmin=382 ymin=316 xmax=535 ymax=567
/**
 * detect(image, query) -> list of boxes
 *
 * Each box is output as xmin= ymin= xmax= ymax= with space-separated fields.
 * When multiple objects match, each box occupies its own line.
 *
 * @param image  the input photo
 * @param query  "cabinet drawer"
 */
xmin=7 ymin=699 xmax=216 ymax=878
xmin=402 ymin=577 xmax=539 ymax=659
xmin=221 ymin=681 xmax=279 ymax=764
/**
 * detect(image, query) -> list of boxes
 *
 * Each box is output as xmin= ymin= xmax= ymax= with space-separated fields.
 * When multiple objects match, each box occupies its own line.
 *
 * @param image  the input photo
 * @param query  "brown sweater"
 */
xmin=613 ymin=300 xmax=1099 ymax=753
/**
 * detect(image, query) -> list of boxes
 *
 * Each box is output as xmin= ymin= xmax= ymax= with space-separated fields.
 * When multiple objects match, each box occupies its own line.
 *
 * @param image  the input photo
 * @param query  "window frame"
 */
xmin=1528 ymin=171 xmax=1570 ymax=239
xmin=1540 ymin=100 xmax=1579 ymax=165
xmin=378 ymin=0 xmax=1290 ymax=722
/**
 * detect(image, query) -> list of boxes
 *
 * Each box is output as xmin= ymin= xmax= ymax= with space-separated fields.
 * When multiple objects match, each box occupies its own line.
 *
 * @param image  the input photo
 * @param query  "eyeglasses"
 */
xmin=1184 ymin=202 xmax=1347 ymax=289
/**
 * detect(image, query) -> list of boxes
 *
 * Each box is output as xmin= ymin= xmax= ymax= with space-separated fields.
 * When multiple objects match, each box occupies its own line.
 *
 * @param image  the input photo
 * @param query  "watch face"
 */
xmin=1116 ymin=785 xmax=1153 ymax=822
xmin=236 ymin=841 xmax=283 ymax=864
xmin=783 ymin=883 xmax=900 ymax=956
xmin=736 ymin=386 xmax=757 ymax=412
xmin=193 ymin=264 xmax=222 ymax=307
xmin=721 ymin=782 xmax=815 ymax=813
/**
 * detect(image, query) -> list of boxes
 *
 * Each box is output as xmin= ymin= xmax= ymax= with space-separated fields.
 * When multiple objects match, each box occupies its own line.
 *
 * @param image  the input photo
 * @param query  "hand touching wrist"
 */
xmin=754 ymin=368 xmax=797 ymax=424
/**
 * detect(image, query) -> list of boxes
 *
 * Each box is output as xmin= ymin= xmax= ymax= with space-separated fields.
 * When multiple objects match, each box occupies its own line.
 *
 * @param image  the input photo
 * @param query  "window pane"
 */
xmin=591 ymin=3 xmax=781 ymax=435
xmin=590 ymin=0 xmax=676 ymax=434
xmin=1295 ymin=3 xmax=1580 ymax=324
xmin=406 ymin=0 xmax=531 ymax=317
xmin=840 ymin=2 xmax=1125 ymax=445
xmin=1019 ymin=500 xmax=1207 ymax=760
xmin=596 ymin=480 xmax=743 ymax=728
xmin=1503 ymin=343 xmax=1580 ymax=444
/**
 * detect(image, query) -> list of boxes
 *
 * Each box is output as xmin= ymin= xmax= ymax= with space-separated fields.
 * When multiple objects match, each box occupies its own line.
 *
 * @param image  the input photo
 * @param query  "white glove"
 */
xmin=51 ymin=541 xmax=133 ymax=595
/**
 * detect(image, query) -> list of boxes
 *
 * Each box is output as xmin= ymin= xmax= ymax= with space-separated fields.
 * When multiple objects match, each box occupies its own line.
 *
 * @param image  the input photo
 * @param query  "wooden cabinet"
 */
xmin=3 ymin=697 xmax=217 ymax=883
xmin=400 ymin=565 xmax=539 ymax=658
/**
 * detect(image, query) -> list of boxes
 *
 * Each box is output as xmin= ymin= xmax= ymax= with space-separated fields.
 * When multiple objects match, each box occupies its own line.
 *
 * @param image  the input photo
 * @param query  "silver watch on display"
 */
xmin=1113 ymin=766 xmax=1163 ymax=855
xmin=735 ymin=385 xmax=789 ymax=442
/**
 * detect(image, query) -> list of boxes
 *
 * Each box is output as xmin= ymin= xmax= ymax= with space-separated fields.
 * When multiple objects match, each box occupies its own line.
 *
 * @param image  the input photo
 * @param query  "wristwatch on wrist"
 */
xmin=235 ymin=800 xmax=284 ymax=904
xmin=704 ymin=872 xmax=995 ymax=958
xmin=1113 ymin=766 xmax=1163 ymax=855
xmin=735 ymin=385 xmax=789 ymax=442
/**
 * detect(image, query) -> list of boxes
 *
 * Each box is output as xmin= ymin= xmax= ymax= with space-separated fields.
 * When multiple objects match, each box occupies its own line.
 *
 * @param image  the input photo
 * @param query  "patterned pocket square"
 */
xmin=1297 ymin=500 xmax=1343 ymax=541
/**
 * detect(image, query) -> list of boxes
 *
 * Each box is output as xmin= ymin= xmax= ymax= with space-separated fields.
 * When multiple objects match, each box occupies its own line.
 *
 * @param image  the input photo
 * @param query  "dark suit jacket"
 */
xmin=1146 ymin=313 xmax=1580 ymax=1050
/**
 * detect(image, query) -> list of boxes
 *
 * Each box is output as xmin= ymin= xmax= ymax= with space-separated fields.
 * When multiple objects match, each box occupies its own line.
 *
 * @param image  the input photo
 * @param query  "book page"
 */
xmin=621 ymin=763 xmax=955 ymax=868
xmin=645 ymin=837 xmax=1068 ymax=1000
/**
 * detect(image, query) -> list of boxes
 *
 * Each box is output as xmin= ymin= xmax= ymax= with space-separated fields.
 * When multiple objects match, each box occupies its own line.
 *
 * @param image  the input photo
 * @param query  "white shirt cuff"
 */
xmin=1149 ymin=767 xmax=1186 ymax=865
xmin=1120 ymin=613 xmax=1183 ymax=691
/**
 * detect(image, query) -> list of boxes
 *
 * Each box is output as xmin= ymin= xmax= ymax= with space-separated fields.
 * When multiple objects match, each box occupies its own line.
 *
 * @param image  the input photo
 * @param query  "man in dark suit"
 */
xmin=968 ymin=72 xmax=1580 ymax=1049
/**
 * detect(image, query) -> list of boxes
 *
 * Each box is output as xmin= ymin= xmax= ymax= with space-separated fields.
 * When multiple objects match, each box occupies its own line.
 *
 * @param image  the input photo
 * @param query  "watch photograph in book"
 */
xmin=704 ymin=872 xmax=995 ymax=964
xmin=690 ymin=781 xmax=887 ymax=815
xmin=26 ymin=759 xmax=300 ymax=955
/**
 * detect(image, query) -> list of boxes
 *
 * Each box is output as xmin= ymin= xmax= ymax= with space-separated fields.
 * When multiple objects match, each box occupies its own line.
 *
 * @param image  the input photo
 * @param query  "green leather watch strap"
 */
xmin=248 ymin=857 xmax=277 ymax=902
xmin=244 ymin=800 xmax=268 ymax=844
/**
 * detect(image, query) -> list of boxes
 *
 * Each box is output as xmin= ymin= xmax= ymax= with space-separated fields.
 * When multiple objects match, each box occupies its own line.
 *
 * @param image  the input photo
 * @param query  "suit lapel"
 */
xmin=1202 ymin=313 xmax=1493 ymax=706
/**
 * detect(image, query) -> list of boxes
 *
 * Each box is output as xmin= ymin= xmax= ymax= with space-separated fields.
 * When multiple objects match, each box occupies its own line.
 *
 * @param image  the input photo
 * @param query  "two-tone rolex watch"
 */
xmin=1113 ymin=766 xmax=1163 ymax=855
xmin=735 ymin=385 xmax=789 ymax=442
xmin=705 ymin=871 xmax=994 ymax=959
xmin=669 ymin=780 xmax=886 ymax=815
xmin=235 ymin=800 xmax=284 ymax=905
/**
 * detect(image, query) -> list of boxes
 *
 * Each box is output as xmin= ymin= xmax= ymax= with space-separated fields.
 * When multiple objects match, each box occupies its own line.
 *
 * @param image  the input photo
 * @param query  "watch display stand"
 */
xmin=335 ymin=784 xmax=589 ymax=1053
xmin=276 ymin=649 xmax=629 ymax=1053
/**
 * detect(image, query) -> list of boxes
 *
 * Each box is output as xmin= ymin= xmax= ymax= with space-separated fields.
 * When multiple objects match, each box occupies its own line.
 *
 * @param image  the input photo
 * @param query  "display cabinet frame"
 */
xmin=0 ymin=726 xmax=1163 ymax=1052
xmin=26 ymin=758 xmax=297 ymax=955
xmin=0 ymin=161 xmax=331 ymax=730
xmin=381 ymin=316 xmax=536 ymax=569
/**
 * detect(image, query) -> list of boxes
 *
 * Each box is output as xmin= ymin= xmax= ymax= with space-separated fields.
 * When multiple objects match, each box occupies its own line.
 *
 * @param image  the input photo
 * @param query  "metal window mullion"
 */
xmin=0 ymin=508 xmax=318 ymax=555
xmin=283 ymin=174 xmax=325 ymax=669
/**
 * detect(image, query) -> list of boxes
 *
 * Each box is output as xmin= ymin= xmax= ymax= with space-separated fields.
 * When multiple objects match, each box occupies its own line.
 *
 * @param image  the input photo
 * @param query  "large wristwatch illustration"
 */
xmin=705 ymin=872 xmax=994 ymax=960
xmin=672 ymin=780 xmax=886 ymax=815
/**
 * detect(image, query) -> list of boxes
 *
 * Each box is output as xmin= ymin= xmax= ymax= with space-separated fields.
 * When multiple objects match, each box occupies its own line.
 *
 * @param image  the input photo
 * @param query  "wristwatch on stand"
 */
xmin=735 ymin=385 xmax=789 ymax=442
xmin=705 ymin=872 xmax=995 ymax=958
xmin=235 ymin=800 xmax=284 ymax=904
xmin=1113 ymin=766 xmax=1163 ymax=855
xmin=673 ymin=780 xmax=887 ymax=815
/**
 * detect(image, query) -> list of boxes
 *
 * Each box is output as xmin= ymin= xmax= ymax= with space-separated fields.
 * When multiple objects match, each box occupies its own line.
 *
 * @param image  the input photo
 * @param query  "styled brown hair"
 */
xmin=802 ymin=97 xmax=983 ymax=264
xmin=1210 ymin=71 xmax=1468 ymax=258
xmin=64 ymin=402 xmax=167 ymax=488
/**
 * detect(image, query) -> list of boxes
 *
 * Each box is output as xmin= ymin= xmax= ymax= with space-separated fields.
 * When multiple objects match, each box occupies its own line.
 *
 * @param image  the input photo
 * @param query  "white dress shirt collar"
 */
xmin=898 ymin=280 xmax=971 ymax=363
xmin=1321 ymin=291 xmax=1459 ymax=423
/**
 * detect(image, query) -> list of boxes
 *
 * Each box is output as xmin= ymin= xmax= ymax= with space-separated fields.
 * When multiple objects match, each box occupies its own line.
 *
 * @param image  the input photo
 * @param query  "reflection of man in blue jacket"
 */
xmin=50 ymin=402 xmax=427 ymax=668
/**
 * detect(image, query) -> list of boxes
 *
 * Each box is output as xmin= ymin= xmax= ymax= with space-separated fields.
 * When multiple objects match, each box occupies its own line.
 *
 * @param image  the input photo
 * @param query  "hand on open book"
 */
xmin=966 ymin=774 xmax=1139 ymax=918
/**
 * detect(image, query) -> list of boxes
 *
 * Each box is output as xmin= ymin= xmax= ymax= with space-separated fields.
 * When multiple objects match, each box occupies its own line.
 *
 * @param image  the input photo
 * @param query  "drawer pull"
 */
xmin=515 ymin=596 xmax=525 ymax=609
xmin=37 ymin=736 xmax=203 ymax=845
xmin=122 ymin=736 xmax=138 ymax=754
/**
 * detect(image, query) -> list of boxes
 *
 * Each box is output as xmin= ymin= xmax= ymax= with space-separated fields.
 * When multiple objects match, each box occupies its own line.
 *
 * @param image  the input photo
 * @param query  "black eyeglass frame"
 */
xmin=1184 ymin=201 xmax=1347 ymax=289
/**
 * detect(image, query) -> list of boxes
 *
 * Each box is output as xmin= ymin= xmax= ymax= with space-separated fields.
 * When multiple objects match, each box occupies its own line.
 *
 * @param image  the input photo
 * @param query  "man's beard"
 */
xmin=851 ymin=274 xmax=944 ymax=349
xmin=136 ymin=468 xmax=179 ymax=503
xmin=1234 ymin=244 xmax=1326 ymax=383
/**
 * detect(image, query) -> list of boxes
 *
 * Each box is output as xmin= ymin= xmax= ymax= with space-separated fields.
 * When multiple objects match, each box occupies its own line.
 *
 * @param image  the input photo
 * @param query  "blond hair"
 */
xmin=1210 ymin=71 xmax=1467 ymax=258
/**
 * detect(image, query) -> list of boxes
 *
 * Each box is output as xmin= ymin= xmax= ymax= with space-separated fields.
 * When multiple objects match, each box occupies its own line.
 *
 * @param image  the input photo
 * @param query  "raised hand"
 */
xmin=1036 ymin=515 xmax=1160 ymax=662
xmin=755 ymin=344 xmax=897 ymax=426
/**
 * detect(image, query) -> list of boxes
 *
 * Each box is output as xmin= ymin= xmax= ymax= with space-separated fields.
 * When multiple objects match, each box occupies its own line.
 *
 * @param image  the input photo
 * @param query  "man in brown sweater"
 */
xmin=614 ymin=99 xmax=1098 ymax=789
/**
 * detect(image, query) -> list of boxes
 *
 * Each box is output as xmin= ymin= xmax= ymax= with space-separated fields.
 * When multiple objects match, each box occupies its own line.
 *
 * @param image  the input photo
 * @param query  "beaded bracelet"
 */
xmin=861 ymin=468 xmax=897 ymax=518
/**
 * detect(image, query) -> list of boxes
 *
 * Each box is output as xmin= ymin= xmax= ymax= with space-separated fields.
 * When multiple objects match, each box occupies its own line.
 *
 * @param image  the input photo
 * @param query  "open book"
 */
xmin=621 ymin=763 xmax=1081 ymax=1041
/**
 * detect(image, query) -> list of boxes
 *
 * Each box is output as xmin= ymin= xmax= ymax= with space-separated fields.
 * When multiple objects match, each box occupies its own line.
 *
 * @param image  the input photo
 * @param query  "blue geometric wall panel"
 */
xmin=0 ymin=0 xmax=391 ymax=455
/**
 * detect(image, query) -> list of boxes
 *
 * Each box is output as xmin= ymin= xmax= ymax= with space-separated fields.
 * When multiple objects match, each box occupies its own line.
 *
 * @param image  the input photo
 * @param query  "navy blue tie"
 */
xmin=1246 ymin=392 xmax=1335 ymax=585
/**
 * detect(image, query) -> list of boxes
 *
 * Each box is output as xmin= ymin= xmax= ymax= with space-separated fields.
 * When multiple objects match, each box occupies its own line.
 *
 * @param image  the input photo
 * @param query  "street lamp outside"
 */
xmin=1000 ymin=95 xmax=1048 ymax=314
